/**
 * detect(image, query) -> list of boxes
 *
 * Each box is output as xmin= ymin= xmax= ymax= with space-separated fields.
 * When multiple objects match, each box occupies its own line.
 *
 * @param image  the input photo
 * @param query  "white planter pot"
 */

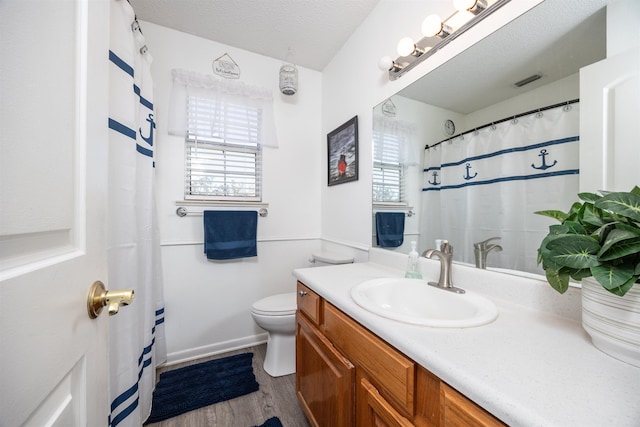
xmin=581 ymin=278 xmax=640 ymax=367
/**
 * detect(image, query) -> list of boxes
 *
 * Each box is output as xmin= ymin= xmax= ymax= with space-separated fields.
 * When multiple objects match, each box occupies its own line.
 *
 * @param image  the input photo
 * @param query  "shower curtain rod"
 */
xmin=426 ymin=98 xmax=579 ymax=150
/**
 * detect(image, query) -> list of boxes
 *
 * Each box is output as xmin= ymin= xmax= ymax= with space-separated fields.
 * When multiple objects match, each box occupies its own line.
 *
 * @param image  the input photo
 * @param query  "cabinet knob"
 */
xmin=299 ymin=290 xmax=308 ymax=297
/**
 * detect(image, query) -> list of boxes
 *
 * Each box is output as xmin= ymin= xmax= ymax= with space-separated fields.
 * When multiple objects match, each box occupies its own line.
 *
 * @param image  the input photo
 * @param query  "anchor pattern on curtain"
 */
xmin=107 ymin=1 xmax=166 ymax=426
xmin=420 ymin=104 xmax=580 ymax=274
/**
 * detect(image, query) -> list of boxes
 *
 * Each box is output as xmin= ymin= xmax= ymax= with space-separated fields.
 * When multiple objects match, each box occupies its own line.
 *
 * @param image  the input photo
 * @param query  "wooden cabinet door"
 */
xmin=296 ymin=312 xmax=355 ymax=427
xmin=441 ymin=383 xmax=505 ymax=427
xmin=358 ymin=375 xmax=413 ymax=427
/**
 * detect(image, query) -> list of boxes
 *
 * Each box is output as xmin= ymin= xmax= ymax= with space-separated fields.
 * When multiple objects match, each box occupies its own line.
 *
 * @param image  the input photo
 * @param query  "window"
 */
xmin=372 ymin=129 xmax=405 ymax=204
xmin=168 ymin=68 xmax=277 ymax=203
xmin=185 ymin=95 xmax=262 ymax=201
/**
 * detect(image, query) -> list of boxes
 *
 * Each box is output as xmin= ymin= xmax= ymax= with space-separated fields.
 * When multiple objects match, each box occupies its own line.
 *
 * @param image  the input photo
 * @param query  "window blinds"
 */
xmin=185 ymin=96 xmax=262 ymax=201
xmin=373 ymin=130 xmax=405 ymax=203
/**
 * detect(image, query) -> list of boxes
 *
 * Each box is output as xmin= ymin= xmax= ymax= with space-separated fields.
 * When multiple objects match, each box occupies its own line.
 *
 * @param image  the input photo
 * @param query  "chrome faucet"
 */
xmin=473 ymin=237 xmax=502 ymax=269
xmin=422 ymin=240 xmax=465 ymax=294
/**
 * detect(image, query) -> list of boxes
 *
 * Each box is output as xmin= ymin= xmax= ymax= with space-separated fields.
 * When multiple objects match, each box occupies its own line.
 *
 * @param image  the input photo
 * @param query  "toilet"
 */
xmin=251 ymin=252 xmax=354 ymax=377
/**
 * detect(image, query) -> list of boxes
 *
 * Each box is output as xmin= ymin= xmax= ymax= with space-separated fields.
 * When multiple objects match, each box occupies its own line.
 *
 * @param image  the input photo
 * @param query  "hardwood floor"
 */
xmin=146 ymin=344 xmax=311 ymax=427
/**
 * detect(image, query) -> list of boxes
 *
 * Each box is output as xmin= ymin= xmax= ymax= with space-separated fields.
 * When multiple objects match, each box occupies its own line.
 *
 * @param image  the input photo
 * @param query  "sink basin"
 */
xmin=351 ymin=278 xmax=498 ymax=328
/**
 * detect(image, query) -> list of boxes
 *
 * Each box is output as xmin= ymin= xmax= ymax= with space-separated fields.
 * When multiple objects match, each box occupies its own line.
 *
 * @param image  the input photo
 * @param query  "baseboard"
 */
xmin=163 ymin=333 xmax=268 ymax=367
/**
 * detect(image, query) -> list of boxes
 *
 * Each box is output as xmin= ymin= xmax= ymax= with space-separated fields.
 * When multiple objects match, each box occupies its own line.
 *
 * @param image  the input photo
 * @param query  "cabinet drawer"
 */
xmin=323 ymin=302 xmax=415 ymax=417
xmin=297 ymin=282 xmax=321 ymax=325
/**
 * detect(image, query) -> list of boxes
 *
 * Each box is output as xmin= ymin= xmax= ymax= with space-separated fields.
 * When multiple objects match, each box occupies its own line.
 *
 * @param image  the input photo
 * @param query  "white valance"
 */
xmin=373 ymin=114 xmax=419 ymax=167
xmin=168 ymin=68 xmax=279 ymax=148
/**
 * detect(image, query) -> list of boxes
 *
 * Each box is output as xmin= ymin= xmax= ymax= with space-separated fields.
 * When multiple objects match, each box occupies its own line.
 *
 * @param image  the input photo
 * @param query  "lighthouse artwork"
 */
xmin=327 ymin=116 xmax=359 ymax=186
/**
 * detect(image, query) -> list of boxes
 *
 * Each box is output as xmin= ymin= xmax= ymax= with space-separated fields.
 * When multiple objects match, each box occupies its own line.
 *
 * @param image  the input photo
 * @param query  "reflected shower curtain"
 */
xmin=420 ymin=104 xmax=579 ymax=274
xmin=107 ymin=1 xmax=166 ymax=426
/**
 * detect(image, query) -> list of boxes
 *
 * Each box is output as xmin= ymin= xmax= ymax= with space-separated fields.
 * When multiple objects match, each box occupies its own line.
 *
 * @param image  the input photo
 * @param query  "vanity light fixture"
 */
xmin=380 ymin=0 xmax=510 ymax=80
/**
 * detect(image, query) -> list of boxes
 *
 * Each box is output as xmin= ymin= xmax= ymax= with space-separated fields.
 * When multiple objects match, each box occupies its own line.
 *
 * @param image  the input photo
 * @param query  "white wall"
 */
xmin=141 ymin=22 xmax=324 ymax=363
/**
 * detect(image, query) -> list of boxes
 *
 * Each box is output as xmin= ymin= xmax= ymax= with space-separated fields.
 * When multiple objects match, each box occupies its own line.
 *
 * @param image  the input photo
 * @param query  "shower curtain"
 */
xmin=420 ymin=103 xmax=580 ymax=274
xmin=107 ymin=1 xmax=166 ymax=426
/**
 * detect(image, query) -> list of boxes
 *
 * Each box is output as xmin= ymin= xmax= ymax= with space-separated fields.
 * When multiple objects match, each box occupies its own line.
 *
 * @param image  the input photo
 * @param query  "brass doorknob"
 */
xmin=87 ymin=280 xmax=135 ymax=319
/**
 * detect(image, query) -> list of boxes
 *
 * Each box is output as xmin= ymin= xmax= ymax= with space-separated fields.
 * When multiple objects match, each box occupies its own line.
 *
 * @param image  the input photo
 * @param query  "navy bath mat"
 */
xmin=145 ymin=352 xmax=259 ymax=424
xmin=255 ymin=417 xmax=283 ymax=427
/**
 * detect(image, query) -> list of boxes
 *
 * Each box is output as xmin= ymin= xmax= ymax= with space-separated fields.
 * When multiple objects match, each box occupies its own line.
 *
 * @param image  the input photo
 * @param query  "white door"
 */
xmin=0 ymin=1 xmax=111 ymax=426
xmin=579 ymin=47 xmax=640 ymax=193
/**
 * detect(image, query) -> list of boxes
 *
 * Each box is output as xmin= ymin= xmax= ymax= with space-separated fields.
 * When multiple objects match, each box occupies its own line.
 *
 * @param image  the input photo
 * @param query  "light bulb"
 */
xmin=396 ymin=37 xmax=416 ymax=57
xmin=421 ymin=14 xmax=443 ymax=37
xmin=453 ymin=0 xmax=476 ymax=11
xmin=378 ymin=56 xmax=394 ymax=71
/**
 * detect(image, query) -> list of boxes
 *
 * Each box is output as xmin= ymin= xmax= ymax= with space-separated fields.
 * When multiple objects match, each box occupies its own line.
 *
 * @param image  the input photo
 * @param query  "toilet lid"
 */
xmin=252 ymin=292 xmax=297 ymax=316
xmin=312 ymin=252 xmax=354 ymax=265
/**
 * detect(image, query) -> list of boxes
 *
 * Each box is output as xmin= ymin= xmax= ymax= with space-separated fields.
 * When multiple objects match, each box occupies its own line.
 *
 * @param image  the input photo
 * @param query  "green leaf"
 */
xmin=631 ymin=186 xmax=640 ymax=197
xmin=580 ymin=203 xmax=606 ymax=229
xmin=547 ymin=235 xmax=601 ymax=269
xmin=578 ymin=192 xmax=601 ymax=203
xmin=590 ymin=262 xmax=635 ymax=292
xmin=538 ymin=233 xmax=566 ymax=270
xmin=614 ymin=222 xmax=640 ymax=235
xmin=545 ymin=268 xmax=570 ymax=294
xmin=597 ymin=229 xmax=640 ymax=260
xmin=549 ymin=224 xmax=570 ymax=235
xmin=595 ymin=192 xmax=640 ymax=222
xmin=563 ymin=221 xmax=587 ymax=235
xmin=534 ymin=210 xmax=569 ymax=223
xmin=605 ymin=275 xmax=638 ymax=296
xmin=598 ymin=238 xmax=640 ymax=261
xmin=569 ymin=268 xmax=592 ymax=281
xmin=569 ymin=202 xmax=583 ymax=216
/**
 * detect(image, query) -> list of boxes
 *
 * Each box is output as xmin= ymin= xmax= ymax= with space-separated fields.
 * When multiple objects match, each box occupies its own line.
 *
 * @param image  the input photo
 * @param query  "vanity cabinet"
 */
xmin=296 ymin=281 xmax=505 ymax=427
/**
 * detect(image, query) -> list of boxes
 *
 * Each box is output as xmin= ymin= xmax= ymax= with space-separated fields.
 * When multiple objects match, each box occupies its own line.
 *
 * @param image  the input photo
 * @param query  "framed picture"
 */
xmin=327 ymin=116 xmax=359 ymax=186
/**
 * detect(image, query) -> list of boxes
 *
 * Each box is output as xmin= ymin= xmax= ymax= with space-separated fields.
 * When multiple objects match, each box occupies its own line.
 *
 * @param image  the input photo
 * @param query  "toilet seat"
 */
xmin=251 ymin=292 xmax=297 ymax=316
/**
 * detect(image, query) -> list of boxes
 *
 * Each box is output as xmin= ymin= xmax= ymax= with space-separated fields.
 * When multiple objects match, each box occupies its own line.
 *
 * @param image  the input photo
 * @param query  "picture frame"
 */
xmin=327 ymin=116 xmax=359 ymax=186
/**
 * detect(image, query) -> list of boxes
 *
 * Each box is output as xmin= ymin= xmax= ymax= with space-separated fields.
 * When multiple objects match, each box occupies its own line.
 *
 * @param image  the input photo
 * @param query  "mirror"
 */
xmin=372 ymin=0 xmax=609 ymax=276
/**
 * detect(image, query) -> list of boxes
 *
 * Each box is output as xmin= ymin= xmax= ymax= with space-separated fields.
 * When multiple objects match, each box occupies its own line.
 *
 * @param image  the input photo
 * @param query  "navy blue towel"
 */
xmin=375 ymin=212 xmax=405 ymax=248
xmin=203 ymin=210 xmax=258 ymax=260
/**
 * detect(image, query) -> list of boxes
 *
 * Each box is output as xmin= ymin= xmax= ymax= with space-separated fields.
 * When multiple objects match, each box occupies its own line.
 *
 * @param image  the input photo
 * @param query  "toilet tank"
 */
xmin=310 ymin=252 xmax=354 ymax=266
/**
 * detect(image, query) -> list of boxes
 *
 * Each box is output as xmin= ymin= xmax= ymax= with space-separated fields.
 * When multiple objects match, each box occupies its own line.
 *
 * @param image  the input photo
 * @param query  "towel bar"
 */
xmin=176 ymin=207 xmax=268 ymax=217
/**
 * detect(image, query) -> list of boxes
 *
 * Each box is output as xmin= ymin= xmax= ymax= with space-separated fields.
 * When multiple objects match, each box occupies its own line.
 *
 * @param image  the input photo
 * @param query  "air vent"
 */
xmin=514 ymin=73 xmax=543 ymax=87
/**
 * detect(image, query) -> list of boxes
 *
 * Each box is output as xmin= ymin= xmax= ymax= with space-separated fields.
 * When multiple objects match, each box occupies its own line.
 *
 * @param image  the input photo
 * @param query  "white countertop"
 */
xmin=293 ymin=259 xmax=640 ymax=427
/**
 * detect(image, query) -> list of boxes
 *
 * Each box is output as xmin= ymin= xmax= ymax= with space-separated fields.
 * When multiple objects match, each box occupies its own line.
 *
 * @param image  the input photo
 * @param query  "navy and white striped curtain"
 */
xmin=420 ymin=104 xmax=580 ymax=274
xmin=107 ymin=1 xmax=166 ymax=426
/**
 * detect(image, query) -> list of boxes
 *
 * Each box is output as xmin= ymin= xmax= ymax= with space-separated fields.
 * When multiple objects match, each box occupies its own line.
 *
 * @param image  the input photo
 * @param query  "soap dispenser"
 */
xmin=405 ymin=241 xmax=422 ymax=279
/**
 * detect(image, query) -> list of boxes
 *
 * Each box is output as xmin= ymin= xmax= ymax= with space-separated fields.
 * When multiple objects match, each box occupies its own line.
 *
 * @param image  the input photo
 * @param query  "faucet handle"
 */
xmin=474 ymin=236 xmax=501 ymax=249
xmin=440 ymin=240 xmax=453 ymax=254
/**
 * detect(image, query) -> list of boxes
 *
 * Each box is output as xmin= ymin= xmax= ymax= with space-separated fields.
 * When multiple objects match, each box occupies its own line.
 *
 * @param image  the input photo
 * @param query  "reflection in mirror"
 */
xmin=372 ymin=0 xmax=608 ymax=276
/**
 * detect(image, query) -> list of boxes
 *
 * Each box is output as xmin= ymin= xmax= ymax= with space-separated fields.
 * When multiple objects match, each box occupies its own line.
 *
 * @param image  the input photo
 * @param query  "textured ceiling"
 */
xmin=129 ymin=0 xmax=381 ymax=71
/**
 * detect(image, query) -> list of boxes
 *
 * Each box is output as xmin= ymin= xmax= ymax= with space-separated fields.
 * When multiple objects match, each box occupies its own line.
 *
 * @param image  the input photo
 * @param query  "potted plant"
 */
xmin=536 ymin=186 xmax=640 ymax=367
